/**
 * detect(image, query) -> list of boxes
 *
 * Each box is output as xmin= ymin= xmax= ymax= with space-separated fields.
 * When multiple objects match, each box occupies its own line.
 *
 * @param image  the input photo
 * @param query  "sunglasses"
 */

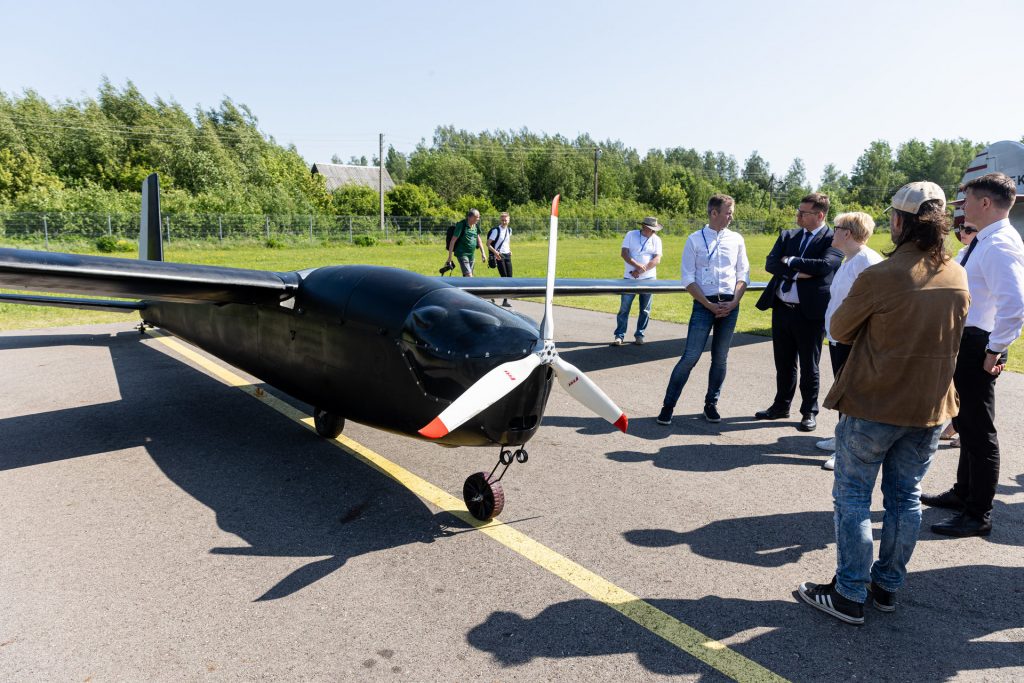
xmin=955 ymin=226 xmax=978 ymax=235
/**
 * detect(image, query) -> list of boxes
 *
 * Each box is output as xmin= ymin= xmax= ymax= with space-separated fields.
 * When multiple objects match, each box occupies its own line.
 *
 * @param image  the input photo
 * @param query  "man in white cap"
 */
xmin=797 ymin=182 xmax=969 ymax=625
xmin=612 ymin=216 xmax=663 ymax=345
xmin=923 ymin=172 xmax=1024 ymax=538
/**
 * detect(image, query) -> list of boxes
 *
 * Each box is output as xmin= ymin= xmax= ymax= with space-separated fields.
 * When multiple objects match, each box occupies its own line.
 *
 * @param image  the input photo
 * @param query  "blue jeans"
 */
xmin=614 ymin=292 xmax=653 ymax=339
xmin=662 ymin=301 xmax=738 ymax=408
xmin=833 ymin=415 xmax=940 ymax=603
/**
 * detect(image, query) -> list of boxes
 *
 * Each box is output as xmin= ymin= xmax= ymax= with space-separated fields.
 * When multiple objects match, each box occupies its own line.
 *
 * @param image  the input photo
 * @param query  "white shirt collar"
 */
xmin=976 ymin=217 xmax=1011 ymax=241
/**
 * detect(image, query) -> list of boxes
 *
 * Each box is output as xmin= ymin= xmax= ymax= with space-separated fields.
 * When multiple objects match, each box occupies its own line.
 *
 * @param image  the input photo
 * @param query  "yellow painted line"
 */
xmin=148 ymin=331 xmax=787 ymax=683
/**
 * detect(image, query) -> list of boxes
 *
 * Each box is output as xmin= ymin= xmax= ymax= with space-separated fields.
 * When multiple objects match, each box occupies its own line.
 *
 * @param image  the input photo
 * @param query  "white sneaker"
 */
xmin=634 ymin=336 xmax=645 ymax=345
xmin=822 ymin=454 xmax=835 ymax=471
xmin=816 ymin=437 xmax=836 ymax=451
xmin=612 ymin=337 xmax=624 ymax=346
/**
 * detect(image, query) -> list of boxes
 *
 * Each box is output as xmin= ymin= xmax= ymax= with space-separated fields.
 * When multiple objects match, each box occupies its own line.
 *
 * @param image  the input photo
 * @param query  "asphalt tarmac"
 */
xmin=1 ymin=302 xmax=1022 ymax=681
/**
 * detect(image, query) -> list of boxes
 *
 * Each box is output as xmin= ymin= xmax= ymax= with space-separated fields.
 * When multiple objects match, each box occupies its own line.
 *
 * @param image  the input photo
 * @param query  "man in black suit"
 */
xmin=754 ymin=193 xmax=843 ymax=431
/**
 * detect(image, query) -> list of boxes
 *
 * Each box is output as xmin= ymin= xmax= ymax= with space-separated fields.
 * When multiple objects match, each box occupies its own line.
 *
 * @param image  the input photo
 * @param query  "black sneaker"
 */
xmin=870 ymin=582 xmax=895 ymax=612
xmin=656 ymin=407 xmax=673 ymax=425
xmin=703 ymin=404 xmax=721 ymax=423
xmin=797 ymin=577 xmax=864 ymax=625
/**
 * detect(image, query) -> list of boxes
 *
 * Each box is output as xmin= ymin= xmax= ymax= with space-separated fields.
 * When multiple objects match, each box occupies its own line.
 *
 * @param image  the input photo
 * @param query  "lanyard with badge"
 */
xmin=636 ymin=234 xmax=654 ymax=267
xmin=700 ymin=227 xmax=720 ymax=286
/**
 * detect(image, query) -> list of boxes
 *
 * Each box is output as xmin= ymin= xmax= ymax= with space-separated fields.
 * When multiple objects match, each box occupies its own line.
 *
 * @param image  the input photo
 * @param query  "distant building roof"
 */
xmin=311 ymin=163 xmax=395 ymax=193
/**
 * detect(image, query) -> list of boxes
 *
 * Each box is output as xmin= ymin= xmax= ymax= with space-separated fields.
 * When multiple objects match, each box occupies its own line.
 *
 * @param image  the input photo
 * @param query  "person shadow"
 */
xmin=467 ymin=563 xmax=1024 ymax=680
xmin=0 ymin=330 xmax=463 ymax=602
xmin=605 ymin=434 xmax=829 ymax=473
xmin=623 ymin=509 xmax=841 ymax=567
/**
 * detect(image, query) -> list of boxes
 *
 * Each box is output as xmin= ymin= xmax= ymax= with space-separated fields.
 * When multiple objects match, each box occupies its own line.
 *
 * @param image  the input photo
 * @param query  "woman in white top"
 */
xmin=817 ymin=212 xmax=883 ymax=467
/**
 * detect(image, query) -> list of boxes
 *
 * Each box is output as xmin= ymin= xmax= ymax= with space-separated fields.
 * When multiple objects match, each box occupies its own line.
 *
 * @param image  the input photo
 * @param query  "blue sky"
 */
xmin=2 ymin=0 xmax=1022 ymax=184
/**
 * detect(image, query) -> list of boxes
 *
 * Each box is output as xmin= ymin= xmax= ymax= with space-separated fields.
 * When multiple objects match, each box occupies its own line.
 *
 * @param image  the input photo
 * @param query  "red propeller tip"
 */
xmin=418 ymin=417 xmax=449 ymax=439
xmin=614 ymin=413 xmax=628 ymax=433
xmin=551 ymin=194 xmax=560 ymax=217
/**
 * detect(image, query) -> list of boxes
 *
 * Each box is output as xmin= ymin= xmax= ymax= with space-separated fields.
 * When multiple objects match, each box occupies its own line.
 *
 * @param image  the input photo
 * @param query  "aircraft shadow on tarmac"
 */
xmin=0 ymin=331 xmax=466 ymax=601
xmin=466 ymin=564 xmax=1023 ymax=680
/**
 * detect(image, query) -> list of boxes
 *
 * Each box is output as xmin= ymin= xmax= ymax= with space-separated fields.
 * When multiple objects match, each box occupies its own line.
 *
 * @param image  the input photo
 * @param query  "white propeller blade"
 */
xmin=540 ymin=195 xmax=559 ymax=342
xmin=418 ymin=353 xmax=543 ymax=439
xmin=552 ymin=355 xmax=628 ymax=432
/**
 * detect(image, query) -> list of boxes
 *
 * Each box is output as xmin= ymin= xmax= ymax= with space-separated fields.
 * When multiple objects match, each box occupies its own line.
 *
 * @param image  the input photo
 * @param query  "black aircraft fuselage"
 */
xmin=145 ymin=265 xmax=553 ymax=447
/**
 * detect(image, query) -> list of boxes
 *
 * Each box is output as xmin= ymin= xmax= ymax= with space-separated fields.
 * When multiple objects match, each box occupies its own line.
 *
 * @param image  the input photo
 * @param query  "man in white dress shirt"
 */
xmin=923 ymin=172 xmax=1024 ymax=537
xmin=815 ymin=212 xmax=883 ymax=469
xmin=657 ymin=194 xmax=749 ymax=424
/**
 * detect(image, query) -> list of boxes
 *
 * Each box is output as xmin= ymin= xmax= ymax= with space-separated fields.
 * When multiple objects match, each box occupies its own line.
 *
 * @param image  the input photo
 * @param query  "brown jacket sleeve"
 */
xmin=829 ymin=270 xmax=877 ymax=345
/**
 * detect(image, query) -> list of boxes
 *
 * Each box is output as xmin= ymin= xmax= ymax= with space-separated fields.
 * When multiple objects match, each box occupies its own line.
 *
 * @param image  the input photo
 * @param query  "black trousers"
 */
xmin=496 ymin=253 xmax=513 ymax=278
xmin=951 ymin=327 xmax=1004 ymax=521
xmin=829 ymin=341 xmax=852 ymax=377
xmin=770 ymin=301 xmax=825 ymax=415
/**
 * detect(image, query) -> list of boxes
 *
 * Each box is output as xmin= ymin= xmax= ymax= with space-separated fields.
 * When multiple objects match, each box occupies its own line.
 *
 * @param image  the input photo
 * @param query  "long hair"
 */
xmin=886 ymin=199 xmax=950 ymax=264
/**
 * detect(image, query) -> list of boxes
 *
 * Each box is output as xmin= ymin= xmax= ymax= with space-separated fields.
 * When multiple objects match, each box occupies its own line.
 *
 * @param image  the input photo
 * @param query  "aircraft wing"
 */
xmin=450 ymin=277 xmax=768 ymax=298
xmin=0 ymin=248 xmax=300 ymax=305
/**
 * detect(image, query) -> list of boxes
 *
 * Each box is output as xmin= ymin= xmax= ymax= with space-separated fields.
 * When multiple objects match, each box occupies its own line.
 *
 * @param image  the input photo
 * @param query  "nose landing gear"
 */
xmin=462 ymin=447 xmax=528 ymax=521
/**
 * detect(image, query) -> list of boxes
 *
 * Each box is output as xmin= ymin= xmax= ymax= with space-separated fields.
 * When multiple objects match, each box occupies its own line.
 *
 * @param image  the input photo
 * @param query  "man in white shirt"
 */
xmin=923 ymin=172 xmax=1024 ymax=538
xmin=815 ymin=212 xmax=883 ymax=469
xmin=657 ymin=195 xmax=749 ymax=424
xmin=612 ymin=217 xmax=663 ymax=345
xmin=487 ymin=212 xmax=514 ymax=307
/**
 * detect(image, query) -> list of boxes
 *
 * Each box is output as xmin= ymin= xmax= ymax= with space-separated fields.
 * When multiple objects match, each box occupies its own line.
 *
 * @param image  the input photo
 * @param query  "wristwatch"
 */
xmin=985 ymin=348 xmax=1001 ymax=356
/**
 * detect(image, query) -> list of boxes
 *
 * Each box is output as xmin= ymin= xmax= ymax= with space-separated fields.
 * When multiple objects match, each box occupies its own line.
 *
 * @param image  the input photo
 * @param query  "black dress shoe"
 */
xmin=920 ymin=488 xmax=965 ymax=511
xmin=755 ymin=406 xmax=790 ymax=420
xmin=798 ymin=414 xmax=817 ymax=432
xmin=931 ymin=512 xmax=992 ymax=538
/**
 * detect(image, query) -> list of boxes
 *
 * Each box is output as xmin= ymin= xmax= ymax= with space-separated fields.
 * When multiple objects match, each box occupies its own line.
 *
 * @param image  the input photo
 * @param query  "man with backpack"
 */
xmin=446 ymin=209 xmax=488 ymax=277
xmin=487 ymin=212 xmax=514 ymax=306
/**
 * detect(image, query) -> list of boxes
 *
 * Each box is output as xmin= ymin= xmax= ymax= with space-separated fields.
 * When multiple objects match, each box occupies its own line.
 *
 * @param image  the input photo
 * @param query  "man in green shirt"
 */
xmin=447 ymin=209 xmax=488 ymax=277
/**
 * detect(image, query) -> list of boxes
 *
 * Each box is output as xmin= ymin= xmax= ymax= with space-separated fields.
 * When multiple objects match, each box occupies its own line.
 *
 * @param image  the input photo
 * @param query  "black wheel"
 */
xmin=313 ymin=407 xmax=345 ymax=439
xmin=463 ymin=472 xmax=505 ymax=521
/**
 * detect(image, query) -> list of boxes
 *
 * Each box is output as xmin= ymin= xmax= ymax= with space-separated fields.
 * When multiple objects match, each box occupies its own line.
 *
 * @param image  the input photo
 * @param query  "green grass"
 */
xmin=3 ymin=233 xmax=1020 ymax=373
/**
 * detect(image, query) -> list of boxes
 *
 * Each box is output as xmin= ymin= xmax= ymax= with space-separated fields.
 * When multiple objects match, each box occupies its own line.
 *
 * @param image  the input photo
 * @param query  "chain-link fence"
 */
xmin=0 ymin=212 xmax=778 ymax=246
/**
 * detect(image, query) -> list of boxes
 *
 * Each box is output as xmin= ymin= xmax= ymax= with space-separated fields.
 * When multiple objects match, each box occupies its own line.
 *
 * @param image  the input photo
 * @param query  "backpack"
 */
xmin=445 ymin=222 xmax=464 ymax=252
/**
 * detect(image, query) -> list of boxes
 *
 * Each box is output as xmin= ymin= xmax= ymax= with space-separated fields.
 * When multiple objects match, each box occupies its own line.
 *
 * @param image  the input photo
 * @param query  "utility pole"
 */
xmin=593 ymin=148 xmax=602 ymax=232
xmin=379 ymin=133 xmax=385 ymax=233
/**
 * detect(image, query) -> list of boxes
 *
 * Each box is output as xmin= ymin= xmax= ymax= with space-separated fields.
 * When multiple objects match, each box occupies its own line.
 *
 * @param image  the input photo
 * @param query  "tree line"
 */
xmin=0 ymin=80 xmax=998 ymax=231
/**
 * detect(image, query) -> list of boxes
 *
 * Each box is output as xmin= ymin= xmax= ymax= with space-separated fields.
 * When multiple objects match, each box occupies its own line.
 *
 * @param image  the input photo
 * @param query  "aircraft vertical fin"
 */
xmin=139 ymin=173 xmax=164 ymax=262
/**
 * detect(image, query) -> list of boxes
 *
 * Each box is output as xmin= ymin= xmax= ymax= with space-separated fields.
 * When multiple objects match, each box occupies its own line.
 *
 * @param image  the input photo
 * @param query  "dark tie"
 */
xmin=781 ymin=231 xmax=813 ymax=293
xmin=960 ymin=238 xmax=979 ymax=267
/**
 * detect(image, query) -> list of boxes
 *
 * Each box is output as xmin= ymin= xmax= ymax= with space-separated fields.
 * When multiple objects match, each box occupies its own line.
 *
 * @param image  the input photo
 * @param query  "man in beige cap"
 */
xmin=797 ymin=181 xmax=969 ymax=625
xmin=612 ymin=217 xmax=663 ymax=345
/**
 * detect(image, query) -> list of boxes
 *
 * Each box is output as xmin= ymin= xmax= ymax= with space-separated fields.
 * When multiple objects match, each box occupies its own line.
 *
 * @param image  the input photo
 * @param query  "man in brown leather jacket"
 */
xmin=797 ymin=182 xmax=970 ymax=625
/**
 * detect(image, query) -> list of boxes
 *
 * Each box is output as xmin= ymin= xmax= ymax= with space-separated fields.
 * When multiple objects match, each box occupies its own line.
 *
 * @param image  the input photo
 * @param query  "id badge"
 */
xmin=701 ymin=266 xmax=715 ymax=286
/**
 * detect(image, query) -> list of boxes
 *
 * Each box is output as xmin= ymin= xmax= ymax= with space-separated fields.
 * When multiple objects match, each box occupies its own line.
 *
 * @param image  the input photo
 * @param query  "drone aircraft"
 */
xmin=0 ymin=175 xmax=749 ymax=520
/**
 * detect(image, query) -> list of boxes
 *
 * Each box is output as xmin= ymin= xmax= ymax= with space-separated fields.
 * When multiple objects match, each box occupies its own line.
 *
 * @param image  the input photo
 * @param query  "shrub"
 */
xmin=353 ymin=233 xmax=378 ymax=247
xmin=264 ymin=237 xmax=286 ymax=249
xmin=95 ymin=235 xmax=135 ymax=253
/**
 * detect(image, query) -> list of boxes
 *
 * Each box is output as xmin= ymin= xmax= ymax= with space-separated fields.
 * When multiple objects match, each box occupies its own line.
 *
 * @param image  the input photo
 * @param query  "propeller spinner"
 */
xmin=418 ymin=195 xmax=628 ymax=440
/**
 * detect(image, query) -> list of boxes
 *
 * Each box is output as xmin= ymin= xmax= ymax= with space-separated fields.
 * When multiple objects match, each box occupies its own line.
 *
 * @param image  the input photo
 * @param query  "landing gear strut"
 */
xmin=313 ymin=407 xmax=345 ymax=439
xmin=463 ymin=447 xmax=528 ymax=521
